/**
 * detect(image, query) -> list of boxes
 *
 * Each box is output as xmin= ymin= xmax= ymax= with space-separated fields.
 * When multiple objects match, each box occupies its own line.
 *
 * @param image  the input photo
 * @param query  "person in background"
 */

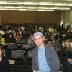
xmin=2 ymin=29 xmax=9 ymax=43
xmin=14 ymin=30 xmax=22 ymax=42
xmin=61 ymin=39 xmax=72 ymax=72
xmin=27 ymin=34 xmax=34 ymax=45
xmin=6 ymin=32 xmax=16 ymax=43
xmin=47 ymin=39 xmax=53 ymax=47
xmin=32 ymin=32 xmax=60 ymax=72
xmin=49 ymin=35 xmax=62 ymax=57
xmin=0 ymin=33 xmax=5 ymax=44
xmin=0 ymin=44 xmax=9 ymax=72
xmin=49 ymin=35 xmax=61 ymax=50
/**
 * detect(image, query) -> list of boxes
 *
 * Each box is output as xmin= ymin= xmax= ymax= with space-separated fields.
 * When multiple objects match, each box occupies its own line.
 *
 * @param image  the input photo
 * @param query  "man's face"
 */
xmin=64 ymin=41 xmax=70 ymax=48
xmin=34 ymin=35 xmax=45 ymax=47
xmin=50 ymin=36 xmax=55 ymax=41
xmin=9 ymin=34 xmax=12 ymax=38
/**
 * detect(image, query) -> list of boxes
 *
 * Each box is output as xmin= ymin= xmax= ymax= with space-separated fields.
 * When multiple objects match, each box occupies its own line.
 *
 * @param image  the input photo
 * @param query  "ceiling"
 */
xmin=0 ymin=0 xmax=72 ymax=11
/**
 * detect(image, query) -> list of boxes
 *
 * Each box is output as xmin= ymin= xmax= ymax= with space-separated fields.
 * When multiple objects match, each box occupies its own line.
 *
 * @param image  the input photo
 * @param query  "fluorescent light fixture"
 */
xmin=27 ymin=7 xmax=37 ymax=11
xmin=0 ymin=8 xmax=18 ymax=10
xmin=59 ymin=8 xmax=70 ymax=10
xmin=15 ymin=6 xmax=26 ymax=8
xmin=27 ymin=9 xmax=37 ymax=11
xmin=0 ymin=1 xmax=7 ymax=4
xmin=48 ymin=7 xmax=59 ymax=9
xmin=37 ymin=9 xmax=45 ymax=11
xmin=0 ymin=9 xmax=8 ymax=10
xmin=45 ymin=10 xmax=54 ymax=11
xmin=4 ymin=6 xmax=15 ymax=8
xmin=39 ymin=2 xmax=53 ymax=5
xmin=0 ymin=6 xmax=4 ymax=8
xmin=67 ymin=0 xmax=72 ymax=1
xmin=4 ymin=6 xmax=26 ymax=9
xmin=24 ymin=2 xmax=38 ymax=5
xmin=8 ymin=1 xmax=22 ymax=4
xmin=18 ymin=9 xmax=27 ymax=11
xmin=68 ymin=3 xmax=72 ymax=6
xmin=8 ymin=9 xmax=18 ymax=10
xmin=48 ymin=7 xmax=70 ymax=10
xmin=38 ymin=7 xmax=48 ymax=9
xmin=27 ymin=7 xmax=37 ymax=9
xmin=54 ymin=3 xmax=67 ymax=6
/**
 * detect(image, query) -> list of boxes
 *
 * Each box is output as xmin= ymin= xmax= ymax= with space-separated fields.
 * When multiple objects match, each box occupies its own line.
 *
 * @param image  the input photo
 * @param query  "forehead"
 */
xmin=34 ymin=35 xmax=43 ymax=39
xmin=64 ymin=41 xmax=69 ymax=44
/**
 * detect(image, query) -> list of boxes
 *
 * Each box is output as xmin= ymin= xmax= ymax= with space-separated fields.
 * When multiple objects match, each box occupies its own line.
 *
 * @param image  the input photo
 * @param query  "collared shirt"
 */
xmin=38 ymin=46 xmax=51 ymax=72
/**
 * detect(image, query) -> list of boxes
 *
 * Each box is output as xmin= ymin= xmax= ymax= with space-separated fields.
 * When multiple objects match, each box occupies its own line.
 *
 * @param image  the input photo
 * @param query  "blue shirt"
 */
xmin=38 ymin=46 xmax=51 ymax=72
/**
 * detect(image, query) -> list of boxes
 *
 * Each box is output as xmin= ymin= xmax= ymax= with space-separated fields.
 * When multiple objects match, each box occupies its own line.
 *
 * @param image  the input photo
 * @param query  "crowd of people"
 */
xmin=0 ymin=23 xmax=71 ymax=72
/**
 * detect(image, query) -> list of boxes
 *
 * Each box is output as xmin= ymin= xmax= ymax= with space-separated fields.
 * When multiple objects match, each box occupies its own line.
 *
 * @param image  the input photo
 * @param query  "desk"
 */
xmin=7 ymin=44 xmax=33 ymax=72
xmin=6 ymin=44 xmax=34 ymax=63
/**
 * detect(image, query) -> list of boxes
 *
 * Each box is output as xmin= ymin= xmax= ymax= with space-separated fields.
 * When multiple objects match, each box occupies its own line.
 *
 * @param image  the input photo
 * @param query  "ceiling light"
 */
xmin=18 ymin=9 xmax=27 ymax=11
xmin=0 ymin=8 xmax=18 ymax=10
xmin=68 ymin=3 xmax=72 ymax=6
xmin=38 ymin=7 xmax=48 ymax=9
xmin=37 ymin=9 xmax=45 ymax=11
xmin=24 ymin=2 xmax=38 ymax=5
xmin=15 ymin=6 xmax=26 ymax=8
xmin=0 ymin=6 xmax=4 ymax=8
xmin=0 ymin=1 xmax=7 ymax=4
xmin=4 ymin=6 xmax=15 ymax=8
xmin=8 ymin=1 xmax=22 ymax=4
xmin=59 ymin=8 xmax=70 ymax=10
xmin=27 ymin=7 xmax=37 ymax=9
xmin=48 ymin=7 xmax=59 ymax=9
xmin=45 ymin=10 xmax=54 ymax=11
xmin=27 ymin=9 xmax=37 ymax=11
xmin=39 ymin=2 xmax=53 ymax=5
xmin=0 ymin=9 xmax=8 ymax=10
xmin=54 ymin=3 xmax=67 ymax=6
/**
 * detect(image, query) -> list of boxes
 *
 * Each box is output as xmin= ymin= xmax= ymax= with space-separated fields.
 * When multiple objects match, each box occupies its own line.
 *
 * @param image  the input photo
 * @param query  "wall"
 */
xmin=0 ymin=11 xmax=61 ymax=25
xmin=0 ymin=12 xmax=1 ymax=24
xmin=62 ymin=10 xmax=72 ymax=27
xmin=69 ymin=10 xmax=72 ymax=25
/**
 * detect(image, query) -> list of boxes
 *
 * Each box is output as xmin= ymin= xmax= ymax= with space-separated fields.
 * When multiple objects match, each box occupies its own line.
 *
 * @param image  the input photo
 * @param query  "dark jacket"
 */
xmin=0 ymin=56 xmax=9 ymax=72
xmin=60 ymin=47 xmax=72 ymax=61
xmin=32 ymin=44 xmax=60 ymax=72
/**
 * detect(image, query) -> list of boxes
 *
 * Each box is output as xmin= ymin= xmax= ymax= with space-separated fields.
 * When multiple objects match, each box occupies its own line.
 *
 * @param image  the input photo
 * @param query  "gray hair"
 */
xmin=32 ymin=32 xmax=44 ymax=40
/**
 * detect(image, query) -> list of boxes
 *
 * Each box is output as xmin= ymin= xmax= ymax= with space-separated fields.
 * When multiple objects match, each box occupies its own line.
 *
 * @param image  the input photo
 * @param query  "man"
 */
xmin=32 ymin=32 xmax=60 ymax=72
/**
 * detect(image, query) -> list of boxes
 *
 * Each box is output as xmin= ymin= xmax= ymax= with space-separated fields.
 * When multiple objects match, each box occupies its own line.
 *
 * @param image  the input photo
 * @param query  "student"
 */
xmin=0 ymin=44 xmax=9 ymax=72
xmin=32 ymin=32 xmax=60 ymax=72
xmin=61 ymin=39 xmax=72 ymax=72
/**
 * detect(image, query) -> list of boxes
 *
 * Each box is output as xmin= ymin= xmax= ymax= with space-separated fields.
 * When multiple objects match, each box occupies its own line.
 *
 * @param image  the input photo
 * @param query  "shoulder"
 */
xmin=45 ymin=44 xmax=56 ymax=53
xmin=45 ymin=44 xmax=54 ymax=49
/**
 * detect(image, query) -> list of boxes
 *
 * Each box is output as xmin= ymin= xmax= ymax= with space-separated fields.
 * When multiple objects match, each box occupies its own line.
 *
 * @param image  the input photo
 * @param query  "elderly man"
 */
xmin=32 ymin=32 xmax=60 ymax=72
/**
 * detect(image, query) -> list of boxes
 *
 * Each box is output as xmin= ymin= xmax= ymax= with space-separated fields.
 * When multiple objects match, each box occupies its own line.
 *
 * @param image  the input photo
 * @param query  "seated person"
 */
xmin=14 ymin=31 xmax=22 ymax=42
xmin=27 ymin=34 xmax=34 ymax=45
xmin=47 ymin=39 xmax=53 ymax=47
xmin=61 ymin=39 xmax=72 ymax=72
xmin=0 ymin=44 xmax=9 ymax=72
xmin=6 ymin=32 xmax=16 ymax=44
